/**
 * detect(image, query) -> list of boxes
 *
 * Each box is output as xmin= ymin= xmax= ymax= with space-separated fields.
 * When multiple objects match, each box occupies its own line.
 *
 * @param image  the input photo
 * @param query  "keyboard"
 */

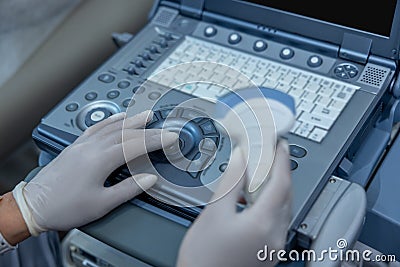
xmin=149 ymin=36 xmax=360 ymax=142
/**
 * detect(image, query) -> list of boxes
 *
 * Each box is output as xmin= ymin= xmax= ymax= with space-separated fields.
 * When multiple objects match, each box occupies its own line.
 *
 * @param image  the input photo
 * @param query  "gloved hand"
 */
xmin=12 ymin=110 xmax=178 ymax=236
xmin=177 ymin=140 xmax=292 ymax=267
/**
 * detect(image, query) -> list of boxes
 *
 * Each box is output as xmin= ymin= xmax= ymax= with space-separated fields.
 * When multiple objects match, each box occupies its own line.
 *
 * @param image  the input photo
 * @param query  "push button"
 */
xmin=85 ymin=108 xmax=112 ymax=127
xmin=107 ymin=90 xmax=120 ymax=99
xmin=122 ymin=99 xmax=134 ymax=108
xmin=253 ymin=40 xmax=267 ymax=52
xmin=290 ymin=160 xmax=298 ymax=171
xmin=118 ymin=80 xmax=131 ymax=89
xmin=280 ymin=47 xmax=294 ymax=60
xmin=228 ymin=33 xmax=242 ymax=45
xmin=123 ymin=65 xmax=137 ymax=75
xmin=98 ymin=73 xmax=115 ymax=83
xmin=149 ymin=45 xmax=160 ymax=54
xmin=66 ymin=103 xmax=79 ymax=112
xmin=85 ymin=92 xmax=98 ymax=101
xmin=307 ymin=55 xmax=323 ymax=68
xmin=199 ymin=120 xmax=217 ymax=135
xmin=204 ymin=26 xmax=217 ymax=37
xmin=289 ymin=145 xmax=307 ymax=158
xmin=140 ymin=52 xmax=152 ymax=61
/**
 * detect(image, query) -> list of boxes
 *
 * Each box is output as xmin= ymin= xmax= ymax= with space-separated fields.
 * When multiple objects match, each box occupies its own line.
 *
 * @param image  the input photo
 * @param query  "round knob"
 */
xmin=280 ymin=47 xmax=295 ymax=59
xmin=204 ymin=26 xmax=217 ymax=37
xmin=253 ymin=40 xmax=268 ymax=52
xmin=149 ymin=45 xmax=159 ymax=54
xmin=307 ymin=55 xmax=323 ymax=67
xmin=85 ymin=108 xmax=113 ymax=127
xmin=228 ymin=33 xmax=242 ymax=44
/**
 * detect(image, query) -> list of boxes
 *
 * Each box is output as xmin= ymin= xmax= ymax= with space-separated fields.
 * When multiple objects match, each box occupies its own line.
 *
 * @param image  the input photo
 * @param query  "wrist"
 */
xmin=0 ymin=192 xmax=30 ymax=245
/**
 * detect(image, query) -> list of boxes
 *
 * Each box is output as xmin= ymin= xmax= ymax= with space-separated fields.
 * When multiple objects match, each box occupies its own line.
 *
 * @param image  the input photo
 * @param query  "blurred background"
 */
xmin=0 ymin=0 xmax=153 ymax=193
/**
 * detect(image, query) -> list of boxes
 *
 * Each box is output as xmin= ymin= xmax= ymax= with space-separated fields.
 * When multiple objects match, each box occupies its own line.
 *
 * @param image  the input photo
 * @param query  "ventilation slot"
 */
xmin=357 ymin=64 xmax=390 ymax=88
xmin=152 ymin=8 xmax=178 ymax=27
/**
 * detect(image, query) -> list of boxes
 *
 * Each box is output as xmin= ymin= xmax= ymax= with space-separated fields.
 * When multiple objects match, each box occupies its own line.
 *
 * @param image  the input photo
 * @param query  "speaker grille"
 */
xmin=152 ymin=8 xmax=178 ymax=27
xmin=357 ymin=64 xmax=390 ymax=88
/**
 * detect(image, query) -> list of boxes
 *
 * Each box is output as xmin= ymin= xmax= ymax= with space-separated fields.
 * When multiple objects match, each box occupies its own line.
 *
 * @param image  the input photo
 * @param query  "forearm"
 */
xmin=0 ymin=192 xmax=30 ymax=245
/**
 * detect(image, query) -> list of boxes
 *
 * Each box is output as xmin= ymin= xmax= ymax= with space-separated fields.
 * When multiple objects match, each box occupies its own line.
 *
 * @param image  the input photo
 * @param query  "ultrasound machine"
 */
xmin=32 ymin=0 xmax=400 ymax=266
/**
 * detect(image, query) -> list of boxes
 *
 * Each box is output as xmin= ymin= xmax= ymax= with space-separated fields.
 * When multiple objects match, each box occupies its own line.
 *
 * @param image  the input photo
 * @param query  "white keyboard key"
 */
xmin=275 ymin=83 xmax=291 ymax=93
xmin=295 ymin=122 xmax=313 ymax=138
xmin=299 ymin=112 xmax=335 ymax=130
xmin=311 ymin=105 xmax=340 ymax=119
xmin=262 ymin=79 xmax=279 ymax=89
xmin=302 ymin=91 xmax=318 ymax=102
xmin=266 ymin=70 xmax=282 ymax=81
xmin=222 ymin=76 xmax=238 ymax=88
xmin=318 ymin=86 xmax=335 ymax=97
xmin=297 ymin=100 xmax=315 ymax=113
xmin=250 ymin=75 xmax=266 ymax=86
xmin=291 ymin=77 xmax=308 ymax=89
xmin=290 ymin=120 xmax=301 ymax=132
xmin=332 ymin=90 xmax=353 ymax=102
xmin=279 ymin=73 xmax=296 ymax=85
xmin=309 ymin=127 xmax=328 ymax=142
xmin=304 ymin=82 xmax=320 ymax=93
xmin=288 ymin=87 xmax=303 ymax=98
xmin=315 ymin=95 xmax=331 ymax=107
xmin=329 ymin=99 xmax=347 ymax=111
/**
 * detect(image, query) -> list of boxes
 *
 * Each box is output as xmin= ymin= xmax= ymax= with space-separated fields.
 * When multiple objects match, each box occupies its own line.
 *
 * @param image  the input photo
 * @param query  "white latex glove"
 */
xmin=177 ymin=140 xmax=292 ymax=267
xmin=12 ymin=110 xmax=178 ymax=236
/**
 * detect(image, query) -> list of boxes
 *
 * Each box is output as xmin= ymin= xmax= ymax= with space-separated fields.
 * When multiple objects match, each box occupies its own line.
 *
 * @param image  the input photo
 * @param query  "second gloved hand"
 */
xmin=12 ymin=111 xmax=178 ymax=236
xmin=177 ymin=141 xmax=292 ymax=267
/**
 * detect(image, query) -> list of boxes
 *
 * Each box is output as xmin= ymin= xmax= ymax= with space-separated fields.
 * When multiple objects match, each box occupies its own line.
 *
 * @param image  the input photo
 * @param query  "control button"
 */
xmin=133 ymin=59 xmax=144 ymax=68
xmin=280 ymin=47 xmax=295 ymax=59
xmin=123 ymin=99 xmax=135 ymax=108
xmin=289 ymin=145 xmax=307 ymax=158
xmin=91 ymin=110 xmax=106 ymax=121
xmin=107 ymin=90 xmax=120 ymax=99
xmin=163 ymin=33 xmax=174 ymax=41
xmin=228 ymin=33 xmax=242 ymax=45
xmin=199 ymin=120 xmax=217 ymax=135
xmin=85 ymin=92 xmax=98 ymax=101
xmin=140 ymin=52 xmax=152 ymax=61
xmin=290 ymin=160 xmax=298 ymax=171
xmin=159 ymin=38 xmax=168 ymax=48
xmin=148 ymin=92 xmax=161 ymax=100
xmin=117 ymin=80 xmax=131 ymax=89
xmin=132 ymin=85 xmax=145 ymax=94
xmin=253 ymin=40 xmax=267 ymax=52
xmin=348 ymin=70 xmax=358 ymax=78
xmin=66 ymin=103 xmax=79 ymax=112
xmin=334 ymin=63 xmax=359 ymax=79
xmin=85 ymin=108 xmax=112 ymax=127
xmin=98 ymin=73 xmax=115 ymax=83
xmin=123 ymin=65 xmax=137 ymax=75
xmin=200 ymin=138 xmax=217 ymax=154
xmin=219 ymin=163 xmax=228 ymax=172
xmin=204 ymin=26 xmax=217 ymax=37
xmin=149 ymin=45 xmax=160 ymax=54
xmin=307 ymin=55 xmax=323 ymax=67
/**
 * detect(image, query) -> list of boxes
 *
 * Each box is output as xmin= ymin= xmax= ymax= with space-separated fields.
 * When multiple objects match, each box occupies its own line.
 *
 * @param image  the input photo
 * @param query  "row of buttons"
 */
xmin=203 ymin=25 xmax=323 ymax=68
xmin=123 ymin=33 xmax=176 ymax=76
xmin=66 ymin=97 xmax=134 ymax=113
xmin=289 ymin=144 xmax=307 ymax=171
